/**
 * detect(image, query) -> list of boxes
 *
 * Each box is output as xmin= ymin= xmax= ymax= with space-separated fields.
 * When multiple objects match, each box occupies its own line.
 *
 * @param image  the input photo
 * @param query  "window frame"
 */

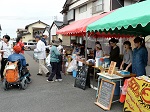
xmin=79 ymin=4 xmax=87 ymax=14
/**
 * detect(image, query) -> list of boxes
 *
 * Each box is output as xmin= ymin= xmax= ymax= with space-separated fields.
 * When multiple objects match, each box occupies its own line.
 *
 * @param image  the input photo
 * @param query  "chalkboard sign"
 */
xmin=74 ymin=65 xmax=88 ymax=90
xmin=95 ymin=79 xmax=116 ymax=110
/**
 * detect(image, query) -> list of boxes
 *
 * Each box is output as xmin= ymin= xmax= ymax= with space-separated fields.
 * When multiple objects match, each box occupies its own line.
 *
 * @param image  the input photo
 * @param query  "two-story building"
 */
xmin=58 ymin=0 xmax=144 ymax=51
xmin=62 ymin=0 xmax=144 ymax=24
xmin=17 ymin=20 xmax=49 ymax=42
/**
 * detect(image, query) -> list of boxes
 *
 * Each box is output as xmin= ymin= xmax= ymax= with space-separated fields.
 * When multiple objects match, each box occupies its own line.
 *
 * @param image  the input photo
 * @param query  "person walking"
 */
xmin=16 ymin=35 xmax=25 ymax=54
xmin=34 ymin=35 xmax=50 ymax=77
xmin=120 ymin=41 xmax=132 ymax=73
xmin=41 ymin=32 xmax=48 ymax=46
xmin=47 ymin=43 xmax=62 ymax=82
xmin=132 ymin=37 xmax=148 ymax=76
xmin=41 ymin=32 xmax=50 ymax=54
xmin=0 ymin=35 xmax=12 ymax=81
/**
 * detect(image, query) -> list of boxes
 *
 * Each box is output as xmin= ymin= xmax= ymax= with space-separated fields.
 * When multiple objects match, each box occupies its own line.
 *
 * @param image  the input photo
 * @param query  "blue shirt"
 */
xmin=8 ymin=53 xmax=27 ymax=67
xmin=132 ymin=47 xmax=148 ymax=76
xmin=41 ymin=38 xmax=47 ymax=46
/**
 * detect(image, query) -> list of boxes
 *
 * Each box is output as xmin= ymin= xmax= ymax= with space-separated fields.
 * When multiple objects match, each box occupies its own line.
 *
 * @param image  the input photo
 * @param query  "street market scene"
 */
xmin=0 ymin=0 xmax=150 ymax=112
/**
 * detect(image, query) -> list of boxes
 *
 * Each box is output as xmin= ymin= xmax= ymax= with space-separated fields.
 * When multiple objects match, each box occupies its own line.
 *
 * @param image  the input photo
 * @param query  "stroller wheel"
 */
xmin=3 ymin=79 xmax=8 ymax=90
xmin=26 ymin=76 xmax=31 ymax=84
xmin=21 ymin=78 xmax=27 ymax=90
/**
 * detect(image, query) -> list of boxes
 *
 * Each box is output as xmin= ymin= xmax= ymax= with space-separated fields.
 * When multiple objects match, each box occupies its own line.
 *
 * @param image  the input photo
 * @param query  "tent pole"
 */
xmin=85 ymin=32 xmax=88 ymax=60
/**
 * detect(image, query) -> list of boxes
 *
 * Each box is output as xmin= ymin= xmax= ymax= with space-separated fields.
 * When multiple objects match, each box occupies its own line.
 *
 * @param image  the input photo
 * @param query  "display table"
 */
xmin=96 ymin=72 xmax=136 ymax=100
xmin=96 ymin=73 xmax=123 ymax=99
xmin=115 ymin=71 xmax=136 ymax=78
xmin=92 ymin=66 xmax=109 ymax=88
xmin=77 ymin=59 xmax=94 ymax=67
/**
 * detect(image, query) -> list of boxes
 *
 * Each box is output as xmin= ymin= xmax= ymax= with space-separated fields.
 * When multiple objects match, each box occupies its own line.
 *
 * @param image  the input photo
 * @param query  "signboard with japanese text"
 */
xmin=74 ymin=65 xmax=88 ymax=90
xmin=95 ymin=79 xmax=116 ymax=110
xmin=124 ymin=77 xmax=150 ymax=112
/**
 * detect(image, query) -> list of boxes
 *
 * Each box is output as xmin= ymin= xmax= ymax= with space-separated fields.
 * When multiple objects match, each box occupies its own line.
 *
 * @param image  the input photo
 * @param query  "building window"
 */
xmin=92 ymin=0 xmax=104 ymax=14
xmin=79 ymin=4 xmax=87 ymax=13
xmin=67 ymin=9 xmax=75 ymax=21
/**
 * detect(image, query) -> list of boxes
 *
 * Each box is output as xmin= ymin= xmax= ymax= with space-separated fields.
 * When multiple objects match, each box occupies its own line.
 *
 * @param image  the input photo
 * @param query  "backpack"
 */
xmin=4 ymin=61 xmax=19 ymax=83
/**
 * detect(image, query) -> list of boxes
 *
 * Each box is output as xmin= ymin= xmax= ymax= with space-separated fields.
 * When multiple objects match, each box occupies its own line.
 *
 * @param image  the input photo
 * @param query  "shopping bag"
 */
xmin=45 ymin=54 xmax=51 ymax=67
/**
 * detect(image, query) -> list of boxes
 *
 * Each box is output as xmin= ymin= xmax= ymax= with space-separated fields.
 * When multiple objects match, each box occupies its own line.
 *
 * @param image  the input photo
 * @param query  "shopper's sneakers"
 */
xmin=58 ymin=79 xmax=63 ymax=82
xmin=37 ymin=73 xmax=42 ymax=76
xmin=46 ymin=80 xmax=54 ymax=83
xmin=46 ymin=72 xmax=50 ymax=77
xmin=55 ymin=79 xmax=59 ymax=82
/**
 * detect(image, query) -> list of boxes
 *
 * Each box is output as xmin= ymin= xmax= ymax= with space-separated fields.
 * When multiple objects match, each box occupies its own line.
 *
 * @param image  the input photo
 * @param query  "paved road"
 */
xmin=0 ymin=51 xmax=123 ymax=112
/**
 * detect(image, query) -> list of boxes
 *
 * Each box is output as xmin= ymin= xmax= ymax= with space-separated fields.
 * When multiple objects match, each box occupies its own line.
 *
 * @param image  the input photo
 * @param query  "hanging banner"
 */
xmin=124 ymin=77 xmax=150 ymax=112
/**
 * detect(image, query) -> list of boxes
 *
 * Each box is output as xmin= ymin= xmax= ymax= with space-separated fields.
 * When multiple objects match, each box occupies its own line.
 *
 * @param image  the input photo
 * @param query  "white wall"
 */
xmin=103 ymin=0 xmax=111 ymax=12
xmin=51 ymin=24 xmax=58 ymax=36
xmin=75 ymin=3 xmax=92 ymax=21
xmin=69 ymin=0 xmax=89 ymax=10
xmin=70 ymin=0 xmax=111 ymax=21
xmin=70 ymin=0 xmax=77 ymax=4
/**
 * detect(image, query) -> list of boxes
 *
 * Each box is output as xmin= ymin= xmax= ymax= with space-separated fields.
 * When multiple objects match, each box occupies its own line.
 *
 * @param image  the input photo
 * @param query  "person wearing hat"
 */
xmin=95 ymin=44 xmax=104 ymax=58
xmin=86 ymin=43 xmax=103 ymax=88
xmin=42 ymin=31 xmax=50 ymax=54
xmin=93 ymin=41 xmax=102 ymax=59
xmin=41 ymin=31 xmax=48 ymax=46
xmin=34 ymin=35 xmax=50 ymax=77
xmin=47 ymin=42 xmax=61 ymax=82
xmin=0 ymin=35 xmax=12 ymax=81
xmin=8 ymin=45 xmax=26 ymax=67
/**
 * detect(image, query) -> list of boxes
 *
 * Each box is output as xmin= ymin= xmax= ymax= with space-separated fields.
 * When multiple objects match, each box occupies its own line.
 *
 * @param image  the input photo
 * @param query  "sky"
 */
xmin=0 ymin=0 xmax=66 ymax=38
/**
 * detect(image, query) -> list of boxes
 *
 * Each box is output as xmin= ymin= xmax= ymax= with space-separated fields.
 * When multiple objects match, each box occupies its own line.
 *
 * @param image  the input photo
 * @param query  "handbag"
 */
xmin=45 ymin=54 xmax=51 ymax=67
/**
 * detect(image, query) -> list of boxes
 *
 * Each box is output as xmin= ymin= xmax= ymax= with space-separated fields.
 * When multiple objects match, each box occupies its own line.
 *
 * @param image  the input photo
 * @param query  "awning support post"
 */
xmin=85 ymin=32 xmax=88 ymax=60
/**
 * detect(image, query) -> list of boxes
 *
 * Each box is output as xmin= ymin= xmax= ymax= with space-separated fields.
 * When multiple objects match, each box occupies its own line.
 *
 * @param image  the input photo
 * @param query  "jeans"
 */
xmin=48 ymin=62 xmax=61 ymax=80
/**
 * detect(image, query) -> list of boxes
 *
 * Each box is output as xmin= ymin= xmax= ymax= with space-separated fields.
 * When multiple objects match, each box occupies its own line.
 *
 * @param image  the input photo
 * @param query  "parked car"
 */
xmin=24 ymin=42 xmax=37 ymax=50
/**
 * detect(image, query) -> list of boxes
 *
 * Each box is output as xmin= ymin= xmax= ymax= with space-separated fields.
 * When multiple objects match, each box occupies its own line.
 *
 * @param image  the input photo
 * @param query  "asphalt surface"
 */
xmin=0 ymin=51 xmax=129 ymax=112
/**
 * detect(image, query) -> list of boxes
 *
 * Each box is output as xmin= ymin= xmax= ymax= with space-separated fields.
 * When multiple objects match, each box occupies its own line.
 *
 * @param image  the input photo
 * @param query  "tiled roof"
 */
xmin=50 ymin=21 xmax=63 ymax=30
xmin=54 ymin=21 xmax=63 ymax=28
xmin=25 ymin=20 xmax=49 ymax=29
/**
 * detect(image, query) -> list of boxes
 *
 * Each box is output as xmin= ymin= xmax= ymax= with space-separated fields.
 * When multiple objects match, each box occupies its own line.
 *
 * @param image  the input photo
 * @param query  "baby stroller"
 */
xmin=3 ymin=60 xmax=31 ymax=90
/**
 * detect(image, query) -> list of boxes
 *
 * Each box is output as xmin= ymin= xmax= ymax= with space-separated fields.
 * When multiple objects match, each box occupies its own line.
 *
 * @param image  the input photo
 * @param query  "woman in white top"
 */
xmin=0 ymin=35 xmax=12 ymax=80
xmin=95 ymin=44 xmax=103 ymax=58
